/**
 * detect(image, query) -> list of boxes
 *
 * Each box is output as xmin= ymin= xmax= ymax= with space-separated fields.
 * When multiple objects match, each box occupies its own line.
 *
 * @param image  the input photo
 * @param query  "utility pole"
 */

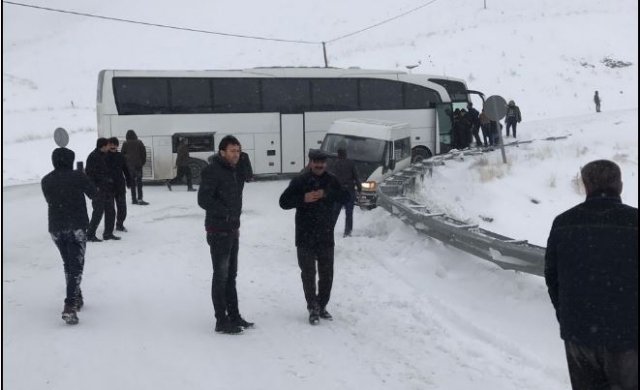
xmin=322 ymin=42 xmax=329 ymax=68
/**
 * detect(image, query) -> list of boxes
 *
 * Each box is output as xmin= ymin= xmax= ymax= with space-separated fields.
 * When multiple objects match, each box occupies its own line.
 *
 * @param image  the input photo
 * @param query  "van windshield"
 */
xmin=322 ymin=134 xmax=386 ymax=163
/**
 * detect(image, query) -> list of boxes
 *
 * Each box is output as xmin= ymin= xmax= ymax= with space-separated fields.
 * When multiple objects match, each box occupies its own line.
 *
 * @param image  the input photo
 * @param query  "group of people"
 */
xmin=451 ymin=100 xmax=522 ymax=150
xmin=42 ymin=128 xmax=637 ymax=389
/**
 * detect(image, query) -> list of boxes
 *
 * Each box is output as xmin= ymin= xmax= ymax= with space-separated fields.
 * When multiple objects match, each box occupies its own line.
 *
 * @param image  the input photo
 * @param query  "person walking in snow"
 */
xmin=42 ymin=147 xmax=96 ymax=325
xmin=166 ymin=137 xmax=195 ymax=192
xmin=198 ymin=135 xmax=254 ymax=335
xmin=545 ymin=159 xmax=638 ymax=390
xmin=328 ymin=147 xmax=361 ymax=237
xmin=106 ymin=137 xmax=132 ymax=232
xmin=594 ymin=91 xmax=601 ymax=113
xmin=121 ymin=129 xmax=149 ymax=205
xmin=85 ymin=138 xmax=119 ymax=242
xmin=505 ymin=100 xmax=522 ymax=138
xmin=279 ymin=149 xmax=349 ymax=325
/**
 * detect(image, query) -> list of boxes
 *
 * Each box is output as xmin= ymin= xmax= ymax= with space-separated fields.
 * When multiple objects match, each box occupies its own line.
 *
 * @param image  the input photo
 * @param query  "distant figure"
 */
xmin=106 ymin=137 xmax=132 ymax=232
xmin=467 ymin=102 xmax=482 ymax=147
xmin=545 ymin=159 xmax=638 ymax=390
xmin=167 ymin=138 xmax=195 ymax=192
xmin=328 ymin=147 xmax=362 ymax=237
xmin=594 ymin=91 xmax=601 ymax=113
xmin=237 ymin=150 xmax=254 ymax=183
xmin=505 ymin=100 xmax=522 ymax=138
xmin=41 ymin=147 xmax=96 ymax=324
xmin=279 ymin=149 xmax=349 ymax=325
xmin=85 ymin=138 xmax=119 ymax=242
xmin=121 ymin=129 xmax=149 ymax=205
xmin=479 ymin=109 xmax=491 ymax=147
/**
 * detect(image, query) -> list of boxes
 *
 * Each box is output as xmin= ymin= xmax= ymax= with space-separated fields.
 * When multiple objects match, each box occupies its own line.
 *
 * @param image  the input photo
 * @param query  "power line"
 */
xmin=327 ymin=0 xmax=442 ymax=43
xmin=2 ymin=1 xmax=322 ymax=45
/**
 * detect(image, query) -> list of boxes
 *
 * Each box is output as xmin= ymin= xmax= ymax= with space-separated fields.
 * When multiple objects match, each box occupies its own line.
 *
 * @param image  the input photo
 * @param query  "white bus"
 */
xmin=96 ymin=68 xmax=475 ymax=181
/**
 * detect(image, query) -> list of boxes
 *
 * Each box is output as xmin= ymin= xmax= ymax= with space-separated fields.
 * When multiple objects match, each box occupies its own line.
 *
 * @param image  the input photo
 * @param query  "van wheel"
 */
xmin=185 ymin=158 xmax=208 ymax=185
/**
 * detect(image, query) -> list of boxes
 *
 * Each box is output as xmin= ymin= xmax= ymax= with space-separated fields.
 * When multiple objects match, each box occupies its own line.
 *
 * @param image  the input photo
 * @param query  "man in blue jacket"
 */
xmin=545 ymin=159 xmax=637 ymax=390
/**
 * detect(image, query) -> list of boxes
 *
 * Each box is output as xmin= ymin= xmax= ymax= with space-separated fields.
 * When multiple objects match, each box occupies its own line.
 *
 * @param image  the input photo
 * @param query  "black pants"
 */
xmin=333 ymin=192 xmax=355 ymax=235
xmin=506 ymin=118 xmax=518 ymax=137
xmin=170 ymin=165 xmax=193 ymax=188
xmin=472 ymin=124 xmax=483 ymax=147
xmin=130 ymin=167 xmax=144 ymax=202
xmin=565 ymin=341 xmax=638 ymax=390
xmin=87 ymin=189 xmax=115 ymax=238
xmin=207 ymin=231 xmax=240 ymax=322
xmin=297 ymin=246 xmax=334 ymax=310
xmin=115 ymin=190 xmax=127 ymax=227
xmin=51 ymin=229 xmax=86 ymax=307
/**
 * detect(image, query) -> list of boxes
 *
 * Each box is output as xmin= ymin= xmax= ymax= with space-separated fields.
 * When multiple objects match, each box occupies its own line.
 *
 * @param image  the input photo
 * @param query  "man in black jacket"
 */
xmin=328 ymin=148 xmax=361 ymax=237
xmin=86 ymin=138 xmax=119 ymax=241
xmin=545 ymin=159 xmax=638 ymax=390
xmin=107 ymin=137 xmax=132 ymax=232
xmin=42 ymin=147 xmax=97 ymax=324
xmin=198 ymin=135 xmax=253 ymax=335
xmin=280 ymin=149 xmax=348 ymax=325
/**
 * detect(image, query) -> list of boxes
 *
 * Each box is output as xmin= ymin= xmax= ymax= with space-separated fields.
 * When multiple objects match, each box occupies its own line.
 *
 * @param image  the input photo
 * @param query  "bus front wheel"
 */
xmin=185 ymin=158 xmax=209 ymax=185
xmin=411 ymin=147 xmax=432 ymax=163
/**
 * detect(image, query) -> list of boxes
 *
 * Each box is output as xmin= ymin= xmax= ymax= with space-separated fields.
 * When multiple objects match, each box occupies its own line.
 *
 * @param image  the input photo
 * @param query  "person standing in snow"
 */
xmin=121 ymin=129 xmax=149 ymax=205
xmin=85 ymin=138 xmax=119 ymax=242
xmin=327 ymin=147 xmax=361 ymax=237
xmin=198 ymin=135 xmax=253 ymax=335
xmin=279 ymin=149 xmax=349 ymax=325
xmin=42 ymin=147 xmax=97 ymax=325
xmin=545 ymin=159 xmax=638 ymax=390
xmin=106 ymin=137 xmax=132 ymax=232
xmin=504 ymin=100 xmax=522 ymax=138
xmin=467 ymin=102 xmax=482 ymax=147
xmin=594 ymin=91 xmax=601 ymax=113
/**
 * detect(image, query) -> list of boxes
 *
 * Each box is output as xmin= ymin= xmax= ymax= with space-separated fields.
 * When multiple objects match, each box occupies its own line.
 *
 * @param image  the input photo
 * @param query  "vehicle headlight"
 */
xmin=361 ymin=181 xmax=377 ymax=191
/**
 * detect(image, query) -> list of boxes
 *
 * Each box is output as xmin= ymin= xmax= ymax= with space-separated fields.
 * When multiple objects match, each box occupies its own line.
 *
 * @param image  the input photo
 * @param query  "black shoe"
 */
xmin=166 ymin=180 xmax=172 ymax=191
xmin=187 ymin=188 xmax=197 ymax=192
xmin=61 ymin=304 xmax=79 ymax=325
xmin=115 ymin=225 xmax=127 ymax=232
xmin=319 ymin=307 xmax=333 ymax=321
xmin=343 ymin=232 xmax=351 ymax=238
xmin=308 ymin=307 xmax=320 ymax=325
xmin=87 ymin=235 xmax=102 ymax=242
xmin=215 ymin=320 xmax=243 ymax=335
xmin=103 ymin=234 xmax=121 ymax=241
xmin=131 ymin=200 xmax=138 ymax=205
xmin=229 ymin=316 xmax=254 ymax=329
xmin=136 ymin=200 xmax=149 ymax=206
xmin=76 ymin=295 xmax=84 ymax=312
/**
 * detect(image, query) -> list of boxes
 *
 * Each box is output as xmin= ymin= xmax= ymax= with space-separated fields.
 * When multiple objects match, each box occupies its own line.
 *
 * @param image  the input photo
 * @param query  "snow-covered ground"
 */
xmin=2 ymin=0 xmax=638 ymax=389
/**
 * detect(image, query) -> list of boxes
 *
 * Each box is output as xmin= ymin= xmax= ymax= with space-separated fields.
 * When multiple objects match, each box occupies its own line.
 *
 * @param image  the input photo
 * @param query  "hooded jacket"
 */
xmin=41 ymin=148 xmax=97 ymax=232
xmin=121 ymin=130 xmax=147 ymax=170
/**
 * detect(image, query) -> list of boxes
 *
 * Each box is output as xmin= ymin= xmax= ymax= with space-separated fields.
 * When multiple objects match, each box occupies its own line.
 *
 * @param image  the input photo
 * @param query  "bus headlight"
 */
xmin=361 ymin=181 xmax=377 ymax=191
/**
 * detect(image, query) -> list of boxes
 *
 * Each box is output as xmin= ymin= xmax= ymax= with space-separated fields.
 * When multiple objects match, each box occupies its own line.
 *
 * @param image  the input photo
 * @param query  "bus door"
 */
xmin=436 ymin=103 xmax=454 ymax=154
xmin=280 ymin=114 xmax=305 ymax=173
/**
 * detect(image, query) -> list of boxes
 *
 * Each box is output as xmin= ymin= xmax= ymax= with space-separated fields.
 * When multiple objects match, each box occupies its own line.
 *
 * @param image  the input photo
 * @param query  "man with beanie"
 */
xmin=42 ymin=147 xmax=97 ymax=324
xmin=121 ymin=129 xmax=149 ymax=205
xmin=279 ymin=149 xmax=349 ymax=325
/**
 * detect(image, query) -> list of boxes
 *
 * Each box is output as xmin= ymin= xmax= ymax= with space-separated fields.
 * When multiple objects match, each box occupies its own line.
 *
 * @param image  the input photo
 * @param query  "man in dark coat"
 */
xmin=198 ymin=135 xmax=253 ymax=335
xmin=545 ymin=159 xmax=638 ymax=390
xmin=505 ymin=100 xmax=522 ymax=138
xmin=594 ymin=91 xmax=601 ymax=113
xmin=121 ymin=129 xmax=149 ymax=205
xmin=328 ymin=147 xmax=361 ymax=237
xmin=41 ymin=147 xmax=97 ymax=324
xmin=106 ymin=137 xmax=132 ymax=232
xmin=167 ymin=137 xmax=195 ymax=191
xmin=86 ymin=138 xmax=119 ymax=241
xmin=467 ymin=102 xmax=482 ymax=147
xmin=279 ymin=149 xmax=349 ymax=325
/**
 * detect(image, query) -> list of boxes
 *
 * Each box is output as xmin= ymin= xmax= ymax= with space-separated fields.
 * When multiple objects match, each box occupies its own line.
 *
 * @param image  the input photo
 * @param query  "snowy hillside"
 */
xmin=2 ymin=1 xmax=638 ymax=389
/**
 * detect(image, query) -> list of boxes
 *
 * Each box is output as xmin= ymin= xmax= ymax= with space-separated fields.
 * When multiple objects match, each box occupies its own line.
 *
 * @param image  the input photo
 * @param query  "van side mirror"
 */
xmin=388 ymin=158 xmax=396 ymax=171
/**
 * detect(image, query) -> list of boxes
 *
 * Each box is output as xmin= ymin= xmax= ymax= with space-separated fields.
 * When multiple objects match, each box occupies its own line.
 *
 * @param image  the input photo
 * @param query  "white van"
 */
xmin=320 ymin=118 xmax=412 ymax=208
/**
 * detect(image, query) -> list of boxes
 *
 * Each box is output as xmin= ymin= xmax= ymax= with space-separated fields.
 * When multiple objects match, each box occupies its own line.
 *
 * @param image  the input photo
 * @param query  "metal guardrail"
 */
xmin=377 ymin=147 xmax=547 ymax=277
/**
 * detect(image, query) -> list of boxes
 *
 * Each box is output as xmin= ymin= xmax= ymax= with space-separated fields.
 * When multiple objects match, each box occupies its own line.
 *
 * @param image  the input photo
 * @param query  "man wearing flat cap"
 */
xmin=279 ymin=149 xmax=349 ymax=325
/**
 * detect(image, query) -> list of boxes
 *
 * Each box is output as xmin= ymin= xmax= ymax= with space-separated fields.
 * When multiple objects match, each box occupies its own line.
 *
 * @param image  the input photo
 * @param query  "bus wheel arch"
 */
xmin=411 ymin=146 xmax=432 ymax=163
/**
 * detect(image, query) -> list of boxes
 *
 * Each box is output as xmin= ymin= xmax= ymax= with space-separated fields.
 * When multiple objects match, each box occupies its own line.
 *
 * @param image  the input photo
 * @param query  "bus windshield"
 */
xmin=322 ymin=134 xmax=386 ymax=163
